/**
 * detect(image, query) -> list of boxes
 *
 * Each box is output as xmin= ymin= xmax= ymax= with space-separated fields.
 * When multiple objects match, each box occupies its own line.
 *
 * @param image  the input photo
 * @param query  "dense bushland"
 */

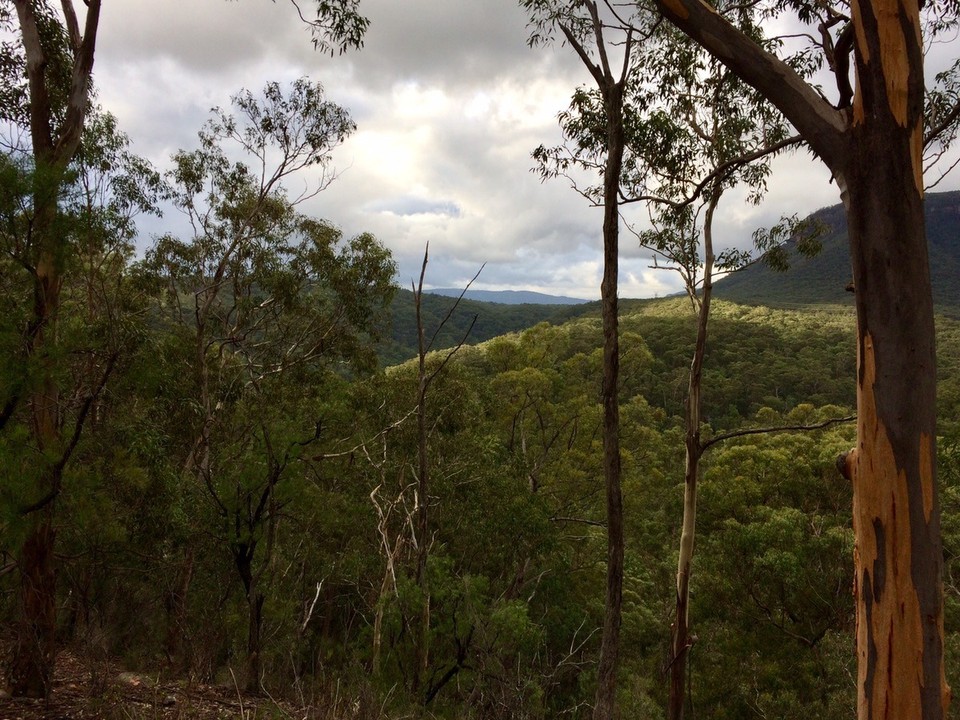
xmin=6 ymin=269 xmax=960 ymax=717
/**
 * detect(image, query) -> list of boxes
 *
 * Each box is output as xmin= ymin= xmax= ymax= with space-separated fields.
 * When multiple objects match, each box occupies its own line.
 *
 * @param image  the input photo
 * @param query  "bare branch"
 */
xmin=424 ymin=265 xmax=485 ymax=387
xmin=551 ymin=515 xmax=607 ymax=527
xmin=60 ymin=0 xmax=81 ymax=49
xmin=559 ymin=22 xmax=605 ymax=88
xmin=312 ymin=406 xmax=419 ymax=462
xmin=700 ymin=414 xmax=856 ymax=453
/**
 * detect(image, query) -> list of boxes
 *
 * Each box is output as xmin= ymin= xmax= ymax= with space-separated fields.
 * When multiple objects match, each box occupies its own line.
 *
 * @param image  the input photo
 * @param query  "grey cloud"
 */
xmin=99 ymin=1 xmax=298 ymax=75
xmin=327 ymin=0 xmax=586 ymax=92
xmin=88 ymin=0 xmax=936 ymax=302
xmin=369 ymin=196 xmax=462 ymax=217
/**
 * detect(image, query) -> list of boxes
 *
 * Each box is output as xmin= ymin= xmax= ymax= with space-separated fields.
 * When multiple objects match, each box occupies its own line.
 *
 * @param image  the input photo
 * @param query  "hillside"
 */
xmin=714 ymin=190 xmax=960 ymax=310
xmin=8 ymin=285 xmax=960 ymax=719
xmin=379 ymin=288 xmax=592 ymax=365
xmin=385 ymin=191 xmax=960 ymax=366
xmin=427 ymin=288 xmax=591 ymax=305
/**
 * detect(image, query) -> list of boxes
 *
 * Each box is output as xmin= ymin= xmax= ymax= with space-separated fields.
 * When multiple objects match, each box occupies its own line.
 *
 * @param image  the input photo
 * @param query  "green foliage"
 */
xmin=751 ymin=212 xmax=827 ymax=272
xmin=8 ymin=228 xmax=960 ymax=718
xmin=691 ymin=424 xmax=856 ymax=719
xmin=126 ymin=79 xmax=397 ymax=691
xmin=2 ymin=15 xmax=960 ymax=711
xmin=0 ymin=0 xmax=76 ymax=130
xmin=309 ymin=0 xmax=370 ymax=55
xmin=380 ymin=288 xmax=587 ymax=366
xmin=0 ymin=106 xmax=160 ymax=489
xmin=717 ymin=191 xmax=960 ymax=310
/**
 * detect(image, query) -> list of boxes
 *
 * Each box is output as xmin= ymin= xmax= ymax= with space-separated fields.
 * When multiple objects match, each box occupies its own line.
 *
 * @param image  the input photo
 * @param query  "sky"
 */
xmin=89 ymin=0 xmax=955 ymax=300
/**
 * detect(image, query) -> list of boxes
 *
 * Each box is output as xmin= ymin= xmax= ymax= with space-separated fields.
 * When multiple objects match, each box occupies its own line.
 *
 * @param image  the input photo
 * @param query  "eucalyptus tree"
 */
xmin=0 ymin=106 xmax=161 ymax=696
xmin=624 ymin=52 xmax=815 ymax=718
xmin=531 ymin=7 xmax=844 ymax=715
xmin=649 ymin=0 xmax=960 ymax=713
xmin=0 ymin=0 xmax=101 ymax=697
xmin=538 ymin=45 xmax=808 ymax=717
xmin=141 ymin=78 xmax=394 ymax=691
xmin=1 ymin=0 xmax=371 ymax=698
xmin=524 ymin=2 xmax=658 ymax=716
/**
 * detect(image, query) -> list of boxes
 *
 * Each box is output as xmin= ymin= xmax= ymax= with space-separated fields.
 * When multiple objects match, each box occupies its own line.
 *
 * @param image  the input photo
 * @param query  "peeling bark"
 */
xmin=653 ymin=0 xmax=949 ymax=712
xmin=843 ymin=141 xmax=949 ymax=718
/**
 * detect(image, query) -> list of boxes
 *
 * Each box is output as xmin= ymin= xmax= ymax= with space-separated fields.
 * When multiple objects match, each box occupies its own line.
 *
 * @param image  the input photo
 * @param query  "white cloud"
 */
xmin=89 ymin=0 xmax=959 ymax=303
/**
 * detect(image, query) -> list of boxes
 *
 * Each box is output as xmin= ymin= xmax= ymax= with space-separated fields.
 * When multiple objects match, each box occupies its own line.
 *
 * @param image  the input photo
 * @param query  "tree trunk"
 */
xmin=246 ymin=587 xmax=265 ymax=694
xmin=593 ymin=78 xmax=625 ymax=720
xmin=8 ymin=0 xmax=101 ymax=698
xmin=233 ymin=547 xmax=264 ymax=694
xmin=413 ymin=264 xmax=431 ymax=696
xmin=9 ymin=515 xmax=57 ymax=698
xmin=165 ymin=545 xmax=195 ymax=669
xmin=10 ymin=179 xmax=63 ymax=698
xmin=839 ymin=144 xmax=949 ymax=718
xmin=651 ymin=0 xmax=949 ymax=710
xmin=414 ymin=383 xmax=430 ymax=694
xmin=668 ymin=191 xmax=718 ymax=720
xmin=372 ymin=572 xmax=389 ymax=675
xmin=11 ymin=211 xmax=62 ymax=700
xmin=835 ymin=0 xmax=949 ymax=710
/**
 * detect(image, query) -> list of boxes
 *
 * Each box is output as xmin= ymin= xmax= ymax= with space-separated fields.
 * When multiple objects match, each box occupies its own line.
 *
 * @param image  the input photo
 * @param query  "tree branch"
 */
xmin=20 ymin=351 xmax=119 ymax=516
xmin=700 ymin=414 xmax=855 ymax=453
xmin=12 ymin=0 xmax=54 ymax=157
xmin=925 ymin=99 xmax=960 ymax=149
xmin=53 ymin=0 xmax=101 ymax=166
xmin=551 ymin=515 xmax=607 ymax=527
xmin=559 ymin=22 xmax=605 ymax=88
xmin=60 ymin=0 xmax=81 ymax=50
xmin=653 ymin=0 xmax=847 ymax=167
xmin=621 ymin=135 xmax=804 ymax=209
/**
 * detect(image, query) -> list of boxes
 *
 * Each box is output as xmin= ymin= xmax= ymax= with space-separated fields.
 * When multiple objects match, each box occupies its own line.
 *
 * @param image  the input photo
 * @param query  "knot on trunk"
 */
xmin=836 ymin=448 xmax=857 ymax=480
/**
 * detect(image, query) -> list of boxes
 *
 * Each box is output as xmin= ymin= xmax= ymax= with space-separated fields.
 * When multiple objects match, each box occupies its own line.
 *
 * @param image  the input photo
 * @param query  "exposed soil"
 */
xmin=0 ymin=649 xmax=299 ymax=720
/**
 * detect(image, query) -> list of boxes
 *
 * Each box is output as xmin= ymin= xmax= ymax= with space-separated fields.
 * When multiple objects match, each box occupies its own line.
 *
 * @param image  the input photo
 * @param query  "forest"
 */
xmin=3 ymin=0 xmax=960 ymax=719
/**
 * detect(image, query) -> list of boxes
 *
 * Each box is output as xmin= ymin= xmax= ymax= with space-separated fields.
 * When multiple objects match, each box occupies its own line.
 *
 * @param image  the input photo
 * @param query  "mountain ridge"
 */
xmin=380 ymin=190 xmax=960 ymax=364
xmin=426 ymin=288 xmax=591 ymax=305
xmin=379 ymin=288 xmax=589 ymax=366
xmin=714 ymin=190 xmax=960 ymax=310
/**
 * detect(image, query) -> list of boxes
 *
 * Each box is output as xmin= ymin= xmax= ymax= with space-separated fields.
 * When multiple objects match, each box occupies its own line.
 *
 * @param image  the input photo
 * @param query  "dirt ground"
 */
xmin=0 ymin=649 xmax=300 ymax=720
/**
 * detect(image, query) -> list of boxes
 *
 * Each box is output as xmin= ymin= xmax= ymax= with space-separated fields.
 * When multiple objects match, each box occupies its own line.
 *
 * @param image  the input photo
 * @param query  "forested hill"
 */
xmin=427 ymin=288 xmax=590 ymax=305
xmin=382 ymin=191 xmax=960 ymax=364
xmin=379 ymin=288 xmax=593 ymax=365
xmin=714 ymin=190 xmax=960 ymax=310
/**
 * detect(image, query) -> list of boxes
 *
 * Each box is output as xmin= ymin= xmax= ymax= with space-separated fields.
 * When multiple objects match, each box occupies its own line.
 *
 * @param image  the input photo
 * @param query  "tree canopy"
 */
xmin=1 ymin=1 xmax=959 ymax=718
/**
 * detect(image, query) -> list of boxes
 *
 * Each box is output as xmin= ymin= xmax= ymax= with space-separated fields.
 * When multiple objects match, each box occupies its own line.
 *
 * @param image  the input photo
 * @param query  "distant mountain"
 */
xmin=378 ymin=288 xmax=592 ymax=366
xmin=427 ymin=289 xmax=591 ymax=305
xmin=714 ymin=190 xmax=960 ymax=311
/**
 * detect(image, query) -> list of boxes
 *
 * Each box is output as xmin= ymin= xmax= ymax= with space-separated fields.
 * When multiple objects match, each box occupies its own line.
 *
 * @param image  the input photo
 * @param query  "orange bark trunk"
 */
xmin=9 ymin=516 xmax=57 ymax=698
xmin=840 ymin=123 xmax=949 ymax=717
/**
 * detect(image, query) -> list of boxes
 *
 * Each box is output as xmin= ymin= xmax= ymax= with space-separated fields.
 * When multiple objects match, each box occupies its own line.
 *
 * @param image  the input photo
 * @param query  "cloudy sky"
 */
xmin=90 ymin=0 xmax=953 ymax=300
